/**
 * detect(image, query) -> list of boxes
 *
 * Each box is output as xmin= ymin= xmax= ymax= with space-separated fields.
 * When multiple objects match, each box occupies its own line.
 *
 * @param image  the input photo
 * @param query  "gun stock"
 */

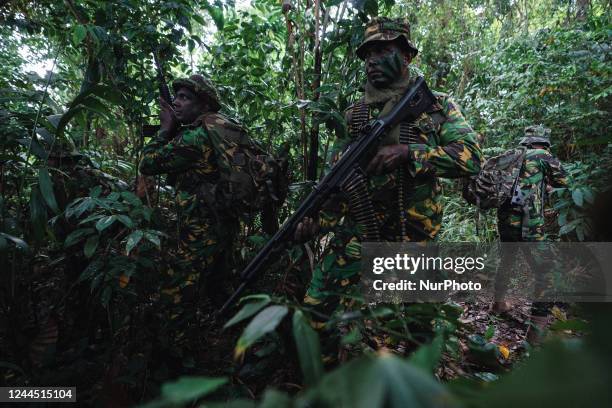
xmin=219 ymin=77 xmax=435 ymax=315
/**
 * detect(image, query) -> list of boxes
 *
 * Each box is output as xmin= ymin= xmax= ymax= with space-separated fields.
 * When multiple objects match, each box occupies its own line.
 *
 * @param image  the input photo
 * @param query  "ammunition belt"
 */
xmin=342 ymin=169 xmax=380 ymax=241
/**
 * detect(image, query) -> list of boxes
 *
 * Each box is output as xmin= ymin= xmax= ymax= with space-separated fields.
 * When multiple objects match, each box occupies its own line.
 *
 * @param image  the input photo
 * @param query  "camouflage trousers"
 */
xmin=165 ymin=213 xmax=238 ymax=305
xmin=303 ymin=221 xmax=430 ymax=325
xmin=304 ymin=234 xmax=363 ymax=326
xmin=495 ymin=223 xmax=554 ymax=316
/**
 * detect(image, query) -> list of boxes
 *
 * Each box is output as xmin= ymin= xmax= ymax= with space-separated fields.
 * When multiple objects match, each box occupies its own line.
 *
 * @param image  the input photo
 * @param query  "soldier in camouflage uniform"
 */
xmin=492 ymin=125 xmax=568 ymax=342
xmin=139 ymin=74 xmax=241 ymax=303
xmin=295 ymin=17 xmax=483 ymax=323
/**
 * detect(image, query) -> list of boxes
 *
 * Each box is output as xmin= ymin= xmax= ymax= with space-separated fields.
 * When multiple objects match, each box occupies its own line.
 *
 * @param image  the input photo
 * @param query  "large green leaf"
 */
xmin=126 ymin=230 xmax=144 ymax=255
xmin=0 ymin=232 xmax=29 ymax=252
xmin=95 ymin=215 xmax=117 ymax=232
xmin=144 ymin=231 xmax=161 ymax=249
xmin=409 ymin=334 xmax=444 ymax=373
xmin=161 ymin=376 xmax=227 ymax=403
xmin=116 ymin=214 xmax=134 ymax=228
xmin=64 ymin=228 xmax=95 ymax=247
xmin=84 ymin=234 xmax=99 ymax=258
xmin=292 ymin=310 xmax=323 ymax=386
xmin=202 ymin=2 xmax=224 ymax=30
xmin=224 ymin=297 xmax=271 ymax=329
xmin=72 ymin=24 xmax=87 ymax=45
xmin=29 ymin=186 xmax=47 ymax=241
xmin=572 ymin=189 xmax=584 ymax=207
xmin=299 ymin=353 xmax=456 ymax=408
xmin=234 ymin=305 xmax=288 ymax=359
xmin=38 ymin=167 xmax=60 ymax=214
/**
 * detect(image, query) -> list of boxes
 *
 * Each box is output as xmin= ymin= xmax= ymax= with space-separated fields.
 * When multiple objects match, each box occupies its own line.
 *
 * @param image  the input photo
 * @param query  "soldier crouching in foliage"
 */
xmin=492 ymin=125 xmax=568 ymax=343
xmin=139 ymin=75 xmax=241 ymax=305
xmin=295 ymin=18 xmax=483 ymax=330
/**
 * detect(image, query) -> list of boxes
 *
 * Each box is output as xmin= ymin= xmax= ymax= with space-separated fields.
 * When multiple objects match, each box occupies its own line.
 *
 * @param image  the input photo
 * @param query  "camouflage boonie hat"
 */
xmin=520 ymin=125 xmax=551 ymax=147
xmin=172 ymin=74 xmax=221 ymax=112
xmin=356 ymin=17 xmax=419 ymax=60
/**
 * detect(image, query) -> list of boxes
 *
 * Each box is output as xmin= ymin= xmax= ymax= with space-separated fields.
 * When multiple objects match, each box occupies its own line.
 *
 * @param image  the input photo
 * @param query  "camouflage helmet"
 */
xmin=356 ymin=17 xmax=419 ymax=60
xmin=172 ymin=74 xmax=221 ymax=112
xmin=519 ymin=125 xmax=552 ymax=147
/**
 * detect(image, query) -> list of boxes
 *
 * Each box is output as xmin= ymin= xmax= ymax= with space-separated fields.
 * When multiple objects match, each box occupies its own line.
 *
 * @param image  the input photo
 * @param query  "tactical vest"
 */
xmin=345 ymin=96 xmax=447 ymax=241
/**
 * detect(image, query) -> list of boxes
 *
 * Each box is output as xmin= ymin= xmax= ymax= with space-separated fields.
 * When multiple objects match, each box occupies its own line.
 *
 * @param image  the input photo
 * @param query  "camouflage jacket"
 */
xmin=319 ymin=91 xmax=483 ymax=242
xmin=498 ymin=148 xmax=568 ymax=236
xmin=139 ymin=112 xmax=242 ymax=221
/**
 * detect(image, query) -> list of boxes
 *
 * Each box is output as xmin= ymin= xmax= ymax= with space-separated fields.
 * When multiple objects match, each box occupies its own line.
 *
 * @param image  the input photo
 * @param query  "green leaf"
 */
xmin=549 ymin=319 xmax=589 ymax=332
xmin=95 ymin=215 xmax=116 ymax=232
xmin=78 ymin=214 xmax=104 ymax=225
xmin=203 ymin=3 xmax=224 ymax=30
xmin=84 ymin=234 xmax=99 ymax=258
xmin=144 ymin=231 xmax=161 ymax=249
xmin=292 ymin=310 xmax=323 ymax=386
xmin=38 ymin=167 xmax=60 ymax=214
xmin=485 ymin=324 xmax=495 ymax=341
xmin=29 ymin=186 xmax=47 ymax=241
xmin=0 ymin=232 xmax=29 ymax=252
xmin=409 ymin=334 xmax=444 ymax=373
xmin=116 ymin=214 xmax=134 ymax=228
xmin=16 ymin=137 xmax=49 ymax=159
xmin=161 ymin=376 xmax=227 ymax=404
xmin=299 ymin=354 xmax=453 ymax=408
xmin=234 ymin=305 xmax=288 ymax=359
xmin=126 ymin=230 xmax=144 ymax=255
xmin=224 ymin=298 xmax=271 ymax=329
xmin=64 ymin=228 xmax=94 ymax=247
xmin=72 ymin=24 xmax=87 ymax=45
xmin=572 ymin=189 xmax=584 ymax=207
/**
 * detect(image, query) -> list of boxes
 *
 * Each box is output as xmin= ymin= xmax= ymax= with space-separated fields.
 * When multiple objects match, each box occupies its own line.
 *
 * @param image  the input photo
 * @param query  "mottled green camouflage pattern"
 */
xmin=173 ymin=74 xmax=222 ymax=112
xmin=497 ymin=148 xmax=567 ymax=241
xmin=524 ymin=125 xmax=551 ymax=138
xmin=356 ymin=17 xmax=418 ymax=59
xmin=139 ymin=112 xmax=240 ymax=289
xmin=304 ymin=93 xmax=483 ymax=316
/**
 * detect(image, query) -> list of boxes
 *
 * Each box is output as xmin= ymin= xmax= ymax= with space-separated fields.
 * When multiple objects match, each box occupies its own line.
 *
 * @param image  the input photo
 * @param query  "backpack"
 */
xmin=201 ymin=113 xmax=289 ymax=227
xmin=462 ymin=147 xmax=526 ymax=210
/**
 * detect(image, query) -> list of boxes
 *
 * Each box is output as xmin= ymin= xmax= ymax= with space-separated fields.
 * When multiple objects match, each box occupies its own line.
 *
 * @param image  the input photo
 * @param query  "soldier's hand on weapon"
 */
xmin=294 ymin=216 xmax=320 ymax=242
xmin=159 ymin=97 xmax=179 ymax=136
xmin=366 ymin=144 xmax=410 ymax=175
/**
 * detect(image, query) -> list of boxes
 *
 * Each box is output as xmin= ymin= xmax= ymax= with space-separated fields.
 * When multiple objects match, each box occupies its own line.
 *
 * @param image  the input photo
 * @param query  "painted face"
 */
xmin=173 ymin=87 xmax=207 ymax=125
xmin=364 ymin=42 xmax=411 ymax=88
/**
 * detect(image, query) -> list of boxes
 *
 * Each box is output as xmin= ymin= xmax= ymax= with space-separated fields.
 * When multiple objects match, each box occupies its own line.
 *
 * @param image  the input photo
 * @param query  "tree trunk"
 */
xmin=307 ymin=0 xmax=323 ymax=181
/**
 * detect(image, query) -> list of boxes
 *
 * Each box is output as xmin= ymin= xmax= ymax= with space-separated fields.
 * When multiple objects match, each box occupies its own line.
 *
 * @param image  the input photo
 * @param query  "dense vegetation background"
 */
xmin=1 ymin=0 xmax=610 ymax=406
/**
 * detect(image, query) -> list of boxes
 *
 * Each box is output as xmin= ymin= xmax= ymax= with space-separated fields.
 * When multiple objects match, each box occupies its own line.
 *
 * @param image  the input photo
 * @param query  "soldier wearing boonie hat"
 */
xmin=493 ymin=124 xmax=568 ymax=339
xmin=172 ymin=74 xmax=222 ymax=112
xmin=140 ymin=73 xmax=242 ymax=309
xmin=356 ymin=17 xmax=418 ymax=59
xmin=520 ymin=125 xmax=552 ymax=147
xmin=298 ymin=16 xmax=484 ymax=331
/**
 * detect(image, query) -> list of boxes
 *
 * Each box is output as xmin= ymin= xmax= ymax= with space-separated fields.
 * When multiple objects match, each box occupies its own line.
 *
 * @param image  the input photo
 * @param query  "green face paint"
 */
xmin=367 ymin=48 xmax=405 ymax=88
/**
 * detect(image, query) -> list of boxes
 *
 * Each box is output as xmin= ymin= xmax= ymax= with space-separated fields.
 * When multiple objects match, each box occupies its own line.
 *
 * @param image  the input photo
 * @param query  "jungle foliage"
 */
xmin=1 ymin=0 xmax=611 ymax=406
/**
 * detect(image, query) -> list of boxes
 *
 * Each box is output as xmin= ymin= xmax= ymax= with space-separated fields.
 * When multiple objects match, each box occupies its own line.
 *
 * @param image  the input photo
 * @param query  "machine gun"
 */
xmin=219 ymin=77 xmax=436 ymax=315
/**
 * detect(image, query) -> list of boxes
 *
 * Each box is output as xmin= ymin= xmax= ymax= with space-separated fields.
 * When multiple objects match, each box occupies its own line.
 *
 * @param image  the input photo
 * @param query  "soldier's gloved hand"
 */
xmin=294 ymin=216 xmax=320 ymax=243
xmin=366 ymin=144 xmax=410 ymax=175
xmin=159 ymin=97 xmax=179 ymax=137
